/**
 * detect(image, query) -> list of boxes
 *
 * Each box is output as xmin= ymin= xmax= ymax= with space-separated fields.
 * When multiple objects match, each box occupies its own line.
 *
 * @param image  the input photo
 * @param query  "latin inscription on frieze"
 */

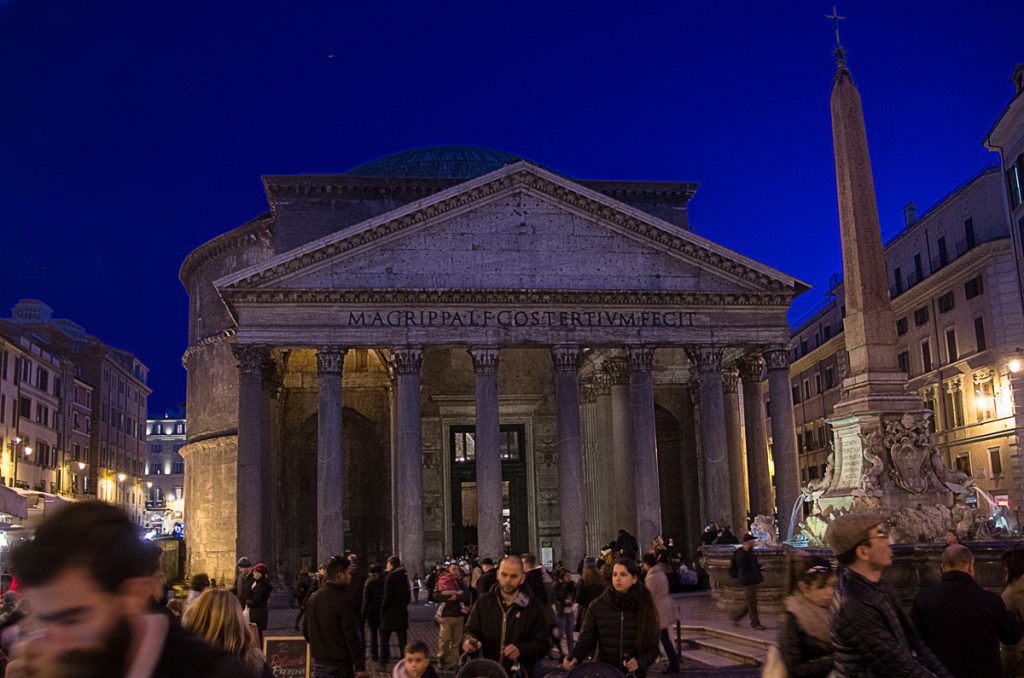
xmin=344 ymin=309 xmax=693 ymax=329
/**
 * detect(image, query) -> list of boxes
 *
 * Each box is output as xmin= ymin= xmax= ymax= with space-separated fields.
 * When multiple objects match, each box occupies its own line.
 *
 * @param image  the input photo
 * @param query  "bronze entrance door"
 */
xmin=450 ymin=424 xmax=528 ymax=558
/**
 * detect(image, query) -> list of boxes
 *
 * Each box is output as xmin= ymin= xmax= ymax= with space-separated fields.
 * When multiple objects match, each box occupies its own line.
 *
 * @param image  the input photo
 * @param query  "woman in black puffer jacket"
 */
xmin=563 ymin=559 xmax=660 ymax=678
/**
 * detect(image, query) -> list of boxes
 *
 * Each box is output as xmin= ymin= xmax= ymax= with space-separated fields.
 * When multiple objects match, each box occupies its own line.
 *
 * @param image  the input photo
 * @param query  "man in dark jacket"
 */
xmin=234 ymin=556 xmax=255 ymax=608
xmin=304 ymin=555 xmax=369 ymax=678
xmin=463 ymin=556 xmax=551 ymax=678
xmin=826 ymin=512 xmax=951 ymax=678
xmin=616 ymin=529 xmax=639 ymax=561
xmin=475 ymin=558 xmax=497 ymax=597
xmin=380 ymin=556 xmax=412 ymax=664
xmin=911 ymin=544 xmax=1021 ymax=677
xmin=7 ymin=501 xmax=247 ymax=677
xmin=730 ymin=534 xmax=765 ymax=629
xmin=362 ymin=564 xmax=386 ymax=663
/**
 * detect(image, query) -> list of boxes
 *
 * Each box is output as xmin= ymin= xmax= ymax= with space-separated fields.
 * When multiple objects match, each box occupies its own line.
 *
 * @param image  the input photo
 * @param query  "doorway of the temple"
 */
xmin=449 ymin=424 xmax=528 ymax=557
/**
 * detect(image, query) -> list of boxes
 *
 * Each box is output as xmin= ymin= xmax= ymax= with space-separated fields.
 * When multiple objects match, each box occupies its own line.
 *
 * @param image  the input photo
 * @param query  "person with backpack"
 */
xmin=292 ymin=566 xmax=312 ymax=609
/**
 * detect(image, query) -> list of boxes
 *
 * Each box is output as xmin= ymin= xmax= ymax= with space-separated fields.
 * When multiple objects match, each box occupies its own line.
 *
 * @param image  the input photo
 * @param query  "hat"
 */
xmin=253 ymin=563 xmax=269 ymax=575
xmin=480 ymin=557 xmax=494 ymax=566
xmin=741 ymin=533 xmax=756 ymax=542
xmin=825 ymin=512 xmax=884 ymax=556
xmin=237 ymin=557 xmax=253 ymax=568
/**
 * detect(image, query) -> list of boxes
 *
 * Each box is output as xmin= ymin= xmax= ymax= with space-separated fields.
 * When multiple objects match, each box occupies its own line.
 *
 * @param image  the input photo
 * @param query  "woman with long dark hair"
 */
xmin=574 ymin=558 xmax=608 ymax=633
xmin=563 ymin=559 xmax=660 ymax=677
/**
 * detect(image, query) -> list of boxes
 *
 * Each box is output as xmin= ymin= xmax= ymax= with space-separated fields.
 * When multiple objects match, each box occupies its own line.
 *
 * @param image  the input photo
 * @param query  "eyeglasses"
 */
xmin=858 ymin=530 xmax=889 ymax=548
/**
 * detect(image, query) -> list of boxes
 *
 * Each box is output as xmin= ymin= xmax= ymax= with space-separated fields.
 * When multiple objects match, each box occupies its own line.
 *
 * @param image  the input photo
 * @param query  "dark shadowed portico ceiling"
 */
xmin=344 ymin=145 xmax=558 ymax=180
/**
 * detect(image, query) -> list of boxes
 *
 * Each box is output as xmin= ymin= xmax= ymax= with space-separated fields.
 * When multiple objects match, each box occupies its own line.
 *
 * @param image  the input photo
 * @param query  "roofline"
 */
xmin=219 ymin=160 xmax=809 ymax=295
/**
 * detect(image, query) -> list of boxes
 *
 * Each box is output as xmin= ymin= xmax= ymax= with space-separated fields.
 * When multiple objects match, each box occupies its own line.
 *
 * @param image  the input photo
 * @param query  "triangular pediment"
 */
xmin=216 ymin=162 xmax=807 ymax=303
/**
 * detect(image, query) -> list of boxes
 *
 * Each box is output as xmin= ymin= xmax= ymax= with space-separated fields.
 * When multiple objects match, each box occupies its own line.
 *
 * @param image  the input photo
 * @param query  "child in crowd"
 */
xmin=392 ymin=641 xmax=439 ymax=678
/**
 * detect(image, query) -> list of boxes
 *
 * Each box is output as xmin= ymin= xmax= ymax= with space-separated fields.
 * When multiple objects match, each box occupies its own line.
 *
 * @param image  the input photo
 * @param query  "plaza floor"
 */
xmin=266 ymin=591 xmax=773 ymax=676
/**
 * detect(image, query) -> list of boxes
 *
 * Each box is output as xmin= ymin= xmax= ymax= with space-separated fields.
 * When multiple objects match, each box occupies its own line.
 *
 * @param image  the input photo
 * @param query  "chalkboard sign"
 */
xmin=263 ymin=636 xmax=310 ymax=678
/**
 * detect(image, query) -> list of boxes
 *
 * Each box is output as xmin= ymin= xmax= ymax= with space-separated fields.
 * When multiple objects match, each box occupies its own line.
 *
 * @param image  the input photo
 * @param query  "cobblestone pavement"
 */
xmin=266 ymin=592 xmax=767 ymax=676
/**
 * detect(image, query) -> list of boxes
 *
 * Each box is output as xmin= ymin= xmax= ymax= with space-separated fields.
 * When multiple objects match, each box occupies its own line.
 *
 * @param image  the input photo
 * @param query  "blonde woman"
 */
xmin=182 ymin=588 xmax=274 ymax=678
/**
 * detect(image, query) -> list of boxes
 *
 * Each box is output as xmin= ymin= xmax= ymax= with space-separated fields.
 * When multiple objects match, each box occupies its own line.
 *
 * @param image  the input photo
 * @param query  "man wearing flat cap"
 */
xmin=826 ymin=512 xmax=951 ymax=677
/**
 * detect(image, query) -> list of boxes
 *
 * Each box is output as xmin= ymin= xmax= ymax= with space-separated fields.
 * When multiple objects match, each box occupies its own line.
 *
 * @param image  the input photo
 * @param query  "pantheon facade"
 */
xmin=180 ymin=146 xmax=808 ymax=581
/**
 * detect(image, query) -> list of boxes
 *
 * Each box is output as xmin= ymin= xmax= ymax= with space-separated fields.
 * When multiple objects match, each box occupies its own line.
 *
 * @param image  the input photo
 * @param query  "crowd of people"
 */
xmin=8 ymin=503 xmax=1024 ymax=677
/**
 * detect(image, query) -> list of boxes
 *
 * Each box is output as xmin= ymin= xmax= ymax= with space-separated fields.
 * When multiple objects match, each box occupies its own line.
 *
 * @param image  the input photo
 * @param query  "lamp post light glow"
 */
xmin=77 ymin=462 xmax=85 ymax=470
xmin=23 ymin=447 xmax=31 ymax=457
xmin=117 ymin=473 xmax=126 ymax=483
xmin=1011 ymin=359 xmax=1022 ymax=374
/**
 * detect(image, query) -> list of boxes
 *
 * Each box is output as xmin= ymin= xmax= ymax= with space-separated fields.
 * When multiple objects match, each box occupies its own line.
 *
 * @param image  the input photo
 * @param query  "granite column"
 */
xmin=316 ymin=346 xmax=346 ymax=564
xmin=690 ymin=346 xmax=732 ymax=529
xmin=552 ymin=346 xmax=586 ymax=567
xmin=629 ymin=347 xmax=662 ymax=548
xmin=738 ymin=356 xmax=773 ymax=517
xmin=604 ymin=358 xmax=635 ymax=537
xmin=471 ymin=347 xmax=504 ymax=560
xmin=765 ymin=346 xmax=800 ymax=538
xmin=722 ymin=369 xmax=747 ymax=532
xmin=394 ymin=347 xmax=424 ymax=573
xmin=233 ymin=344 xmax=268 ymax=563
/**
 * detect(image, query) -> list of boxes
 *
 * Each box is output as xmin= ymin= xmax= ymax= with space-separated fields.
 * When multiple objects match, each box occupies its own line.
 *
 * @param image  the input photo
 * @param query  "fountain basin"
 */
xmin=700 ymin=540 xmax=1024 ymax=613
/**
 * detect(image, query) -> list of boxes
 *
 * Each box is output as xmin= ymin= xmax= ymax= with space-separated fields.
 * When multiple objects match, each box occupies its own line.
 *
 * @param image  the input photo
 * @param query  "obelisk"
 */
xmin=821 ymin=44 xmax=939 ymax=512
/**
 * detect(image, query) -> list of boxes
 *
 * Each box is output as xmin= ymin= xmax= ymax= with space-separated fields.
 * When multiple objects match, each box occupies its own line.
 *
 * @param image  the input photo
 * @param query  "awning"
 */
xmin=0 ymin=485 xmax=29 ymax=520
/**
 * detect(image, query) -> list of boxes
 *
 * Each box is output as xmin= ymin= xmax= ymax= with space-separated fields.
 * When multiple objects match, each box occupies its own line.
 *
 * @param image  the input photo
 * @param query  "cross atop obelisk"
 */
xmin=824 ymin=5 xmax=847 ymax=68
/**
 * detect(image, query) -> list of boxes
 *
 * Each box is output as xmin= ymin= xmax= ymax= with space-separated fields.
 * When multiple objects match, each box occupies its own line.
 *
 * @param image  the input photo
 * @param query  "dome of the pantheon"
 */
xmin=343 ymin=145 xmax=526 ymax=180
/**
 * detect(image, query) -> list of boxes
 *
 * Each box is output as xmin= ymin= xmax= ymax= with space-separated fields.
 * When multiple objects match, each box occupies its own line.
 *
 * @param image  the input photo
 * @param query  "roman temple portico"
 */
xmin=180 ymin=150 xmax=808 ymax=580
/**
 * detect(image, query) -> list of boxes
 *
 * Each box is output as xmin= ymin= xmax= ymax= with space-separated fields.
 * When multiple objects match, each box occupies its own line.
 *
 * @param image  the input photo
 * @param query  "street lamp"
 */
xmin=1011 ymin=359 xmax=1022 ymax=374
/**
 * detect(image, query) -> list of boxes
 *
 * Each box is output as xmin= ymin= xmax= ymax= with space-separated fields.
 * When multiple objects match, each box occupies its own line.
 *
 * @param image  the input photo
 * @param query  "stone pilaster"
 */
xmin=764 ymin=346 xmax=800 ymax=539
xmin=738 ymin=356 xmax=773 ymax=517
xmin=316 ymin=346 xmax=346 ymax=564
xmin=628 ymin=347 xmax=662 ymax=547
xmin=604 ymin=357 xmax=636 ymax=536
xmin=393 ymin=347 xmax=424 ymax=573
xmin=688 ymin=377 xmax=706 ymax=532
xmin=552 ymin=346 xmax=585 ymax=567
xmin=722 ymin=368 xmax=747 ymax=531
xmin=232 ymin=344 xmax=268 ymax=563
xmin=688 ymin=346 xmax=732 ymax=529
xmin=470 ymin=347 xmax=504 ymax=560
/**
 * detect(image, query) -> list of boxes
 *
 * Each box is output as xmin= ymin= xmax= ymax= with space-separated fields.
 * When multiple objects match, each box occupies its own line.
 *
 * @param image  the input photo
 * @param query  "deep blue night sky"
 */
xmin=1 ymin=1 xmax=1021 ymax=415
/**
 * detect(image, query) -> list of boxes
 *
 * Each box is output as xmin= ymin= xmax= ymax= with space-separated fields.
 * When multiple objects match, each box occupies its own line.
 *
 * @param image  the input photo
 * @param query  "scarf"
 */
xmin=784 ymin=592 xmax=831 ymax=645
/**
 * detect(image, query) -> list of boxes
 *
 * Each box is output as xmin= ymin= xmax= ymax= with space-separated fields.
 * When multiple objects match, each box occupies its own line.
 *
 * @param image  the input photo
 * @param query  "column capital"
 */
xmin=551 ymin=345 xmax=581 ymax=373
xmin=762 ymin=346 xmax=790 ymax=371
xmin=592 ymin=372 xmax=612 ymax=396
xmin=737 ymin=355 xmax=766 ymax=383
xmin=469 ymin=347 xmax=500 ymax=375
xmin=392 ymin=347 xmax=423 ymax=375
xmin=686 ymin=345 xmax=724 ymax=373
xmin=627 ymin=346 xmax=655 ymax=373
xmin=579 ymin=379 xmax=597 ymax=404
xmin=722 ymin=369 xmax=740 ymax=394
xmin=603 ymin=357 xmax=630 ymax=386
xmin=231 ymin=344 xmax=267 ymax=375
xmin=316 ymin=346 xmax=347 ymax=375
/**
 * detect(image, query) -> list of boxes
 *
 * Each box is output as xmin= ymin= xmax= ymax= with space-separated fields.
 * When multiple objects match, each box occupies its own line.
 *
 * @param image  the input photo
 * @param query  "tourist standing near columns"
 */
xmin=729 ymin=534 xmax=765 ymax=630
xmin=474 ymin=558 xmax=497 ymax=597
xmin=361 ymin=564 xmax=386 ymax=664
xmin=303 ymin=556 xmax=369 ymax=678
xmin=564 ymin=559 xmax=660 ymax=678
xmin=434 ymin=562 xmax=468 ymax=670
xmin=245 ymin=563 xmax=274 ymax=646
xmin=234 ymin=557 xmax=255 ymax=608
xmin=553 ymin=569 xmax=577 ymax=660
xmin=825 ymin=513 xmax=951 ymax=677
xmin=380 ymin=556 xmax=411 ymax=665
xmin=911 ymin=545 xmax=1021 ymax=678
xmin=641 ymin=553 xmax=680 ymax=673
xmin=1001 ymin=547 xmax=1024 ymax=676
xmin=463 ymin=556 xmax=551 ymax=678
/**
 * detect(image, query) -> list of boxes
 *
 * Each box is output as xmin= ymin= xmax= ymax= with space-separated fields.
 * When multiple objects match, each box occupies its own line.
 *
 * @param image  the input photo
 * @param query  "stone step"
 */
xmin=677 ymin=647 xmax=743 ymax=669
xmin=679 ymin=625 xmax=773 ymax=652
xmin=681 ymin=635 xmax=768 ymax=667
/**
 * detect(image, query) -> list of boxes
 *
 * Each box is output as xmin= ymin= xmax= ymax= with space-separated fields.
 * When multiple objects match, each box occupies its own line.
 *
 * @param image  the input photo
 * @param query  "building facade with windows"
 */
xmin=6 ymin=300 xmax=150 ymax=522
xmin=781 ymin=164 xmax=1024 ymax=513
xmin=145 ymin=415 xmax=186 ymax=533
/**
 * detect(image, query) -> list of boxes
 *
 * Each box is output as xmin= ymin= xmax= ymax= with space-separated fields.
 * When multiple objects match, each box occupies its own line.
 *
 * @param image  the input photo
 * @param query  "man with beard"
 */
xmin=5 ymin=501 xmax=247 ymax=677
xmin=462 ymin=556 xmax=550 ymax=678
